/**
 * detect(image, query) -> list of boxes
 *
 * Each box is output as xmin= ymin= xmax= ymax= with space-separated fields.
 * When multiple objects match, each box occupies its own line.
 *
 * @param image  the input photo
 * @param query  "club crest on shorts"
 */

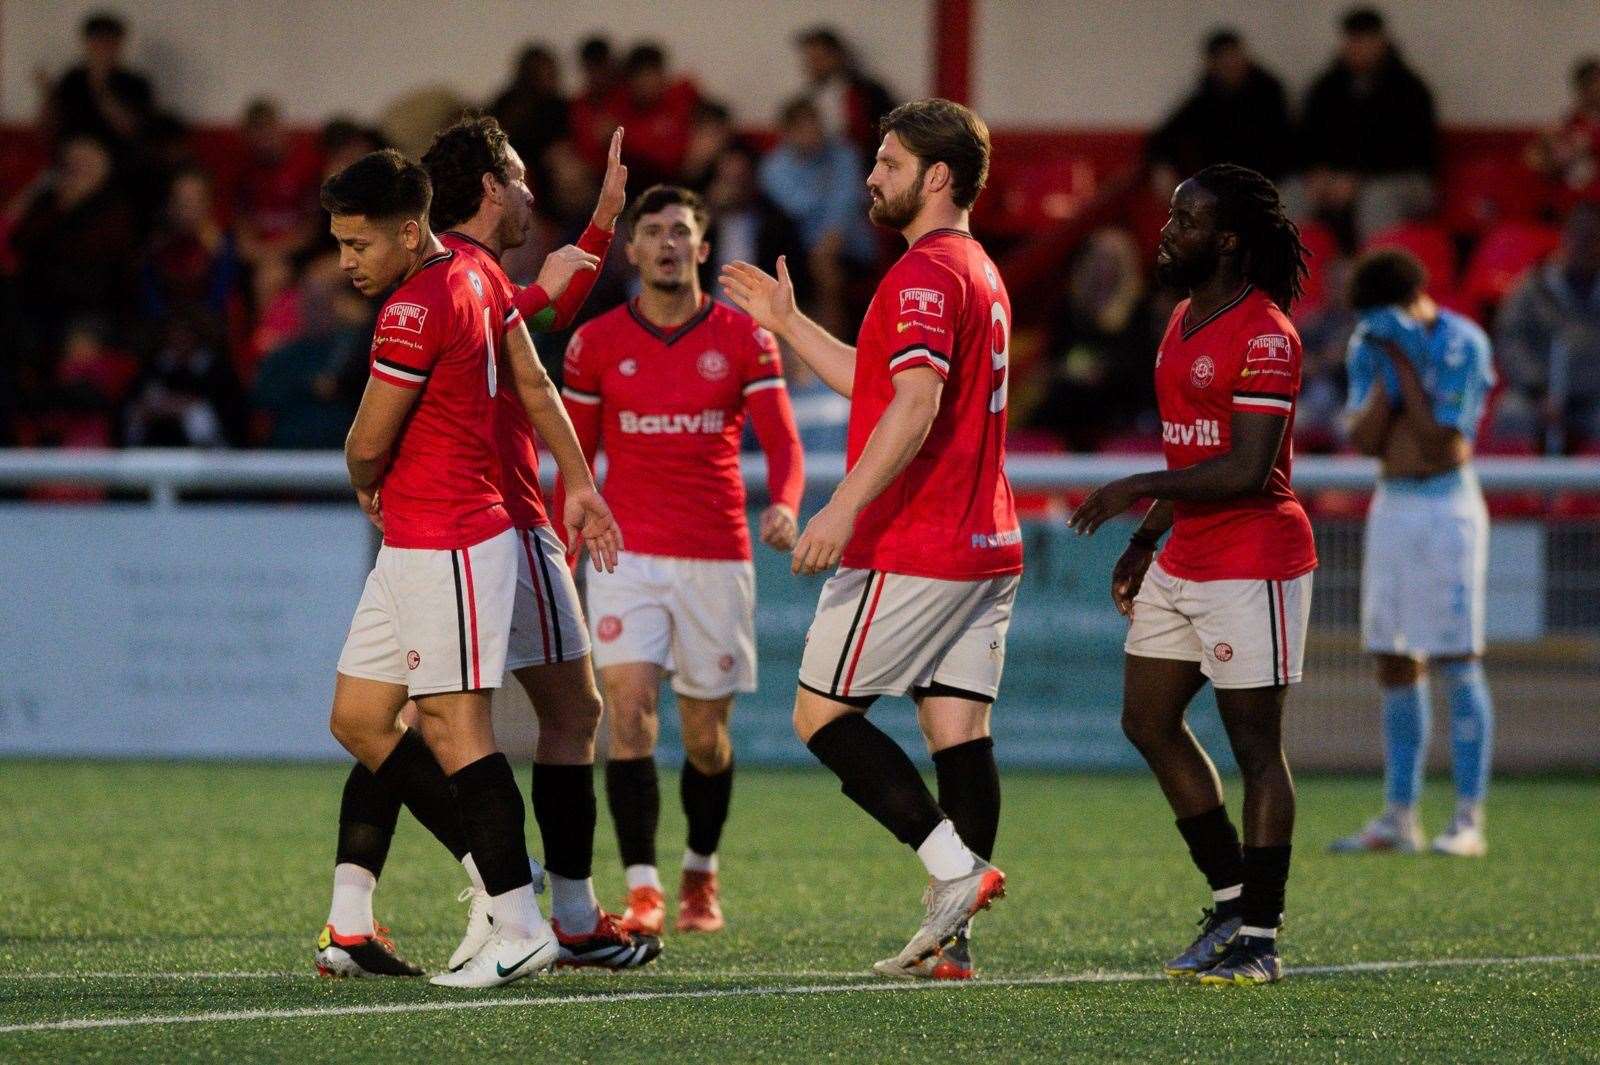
xmin=1212 ymin=642 xmax=1234 ymax=662
xmin=718 ymin=654 xmax=735 ymax=673
xmin=697 ymin=350 xmax=730 ymax=381
xmin=406 ymin=650 xmax=421 ymax=670
xmin=597 ymin=615 xmax=623 ymax=642
xmin=1190 ymin=355 xmax=1215 ymax=389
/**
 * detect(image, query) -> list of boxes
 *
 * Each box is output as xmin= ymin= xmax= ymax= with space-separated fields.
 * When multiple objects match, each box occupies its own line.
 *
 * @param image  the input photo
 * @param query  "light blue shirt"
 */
xmin=757 ymin=138 xmax=877 ymax=264
xmin=1346 ymin=306 xmax=1497 ymax=442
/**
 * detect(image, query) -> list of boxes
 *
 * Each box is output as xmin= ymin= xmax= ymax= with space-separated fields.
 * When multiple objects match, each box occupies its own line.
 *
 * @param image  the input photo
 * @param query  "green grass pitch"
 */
xmin=1 ymin=762 xmax=1595 ymax=1062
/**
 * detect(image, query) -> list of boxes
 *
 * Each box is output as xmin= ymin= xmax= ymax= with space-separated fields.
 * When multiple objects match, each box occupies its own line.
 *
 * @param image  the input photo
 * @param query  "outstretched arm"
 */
xmin=516 ymin=128 xmax=628 ymax=332
xmin=720 ymin=257 xmax=857 ymax=397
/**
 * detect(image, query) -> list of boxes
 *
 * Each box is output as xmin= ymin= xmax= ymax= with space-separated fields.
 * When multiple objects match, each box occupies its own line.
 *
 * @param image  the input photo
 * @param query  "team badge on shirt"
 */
xmin=1190 ymin=355 xmax=1216 ymax=389
xmin=697 ymin=351 xmax=730 ymax=381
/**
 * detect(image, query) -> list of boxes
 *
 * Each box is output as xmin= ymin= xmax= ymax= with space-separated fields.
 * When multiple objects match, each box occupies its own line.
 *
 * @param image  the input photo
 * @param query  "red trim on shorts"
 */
xmin=461 ymin=547 xmax=482 ymax=688
xmin=841 ymin=573 xmax=888 ymax=696
xmin=520 ymin=530 xmax=553 ymax=662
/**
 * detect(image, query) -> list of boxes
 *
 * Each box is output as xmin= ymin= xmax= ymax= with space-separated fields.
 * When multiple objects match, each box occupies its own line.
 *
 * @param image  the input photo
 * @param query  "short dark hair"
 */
xmin=243 ymin=97 xmax=279 ymax=126
xmin=1573 ymin=55 xmax=1600 ymax=88
xmin=579 ymin=36 xmax=612 ymax=66
xmin=779 ymin=96 xmax=820 ymax=128
xmin=796 ymin=26 xmax=845 ymax=52
xmin=82 ymin=12 xmax=127 ymax=39
xmin=624 ymin=44 xmax=667 ymax=76
xmin=1348 ymin=247 xmax=1427 ymax=310
xmin=421 ymin=113 xmax=514 ymax=230
xmin=320 ymin=149 xmax=431 ymax=222
xmin=1205 ymin=29 xmax=1242 ymax=57
xmin=625 ymin=184 xmax=710 ymax=237
xmin=1341 ymin=6 xmax=1385 ymax=35
xmin=880 ymin=98 xmax=991 ymax=210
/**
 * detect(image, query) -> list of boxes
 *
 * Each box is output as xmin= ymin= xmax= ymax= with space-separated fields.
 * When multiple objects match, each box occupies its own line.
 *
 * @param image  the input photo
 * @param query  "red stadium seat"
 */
xmin=1295 ymin=220 xmax=1342 ymax=316
xmin=1458 ymin=221 xmax=1560 ymax=321
xmin=1439 ymin=155 xmax=1548 ymax=235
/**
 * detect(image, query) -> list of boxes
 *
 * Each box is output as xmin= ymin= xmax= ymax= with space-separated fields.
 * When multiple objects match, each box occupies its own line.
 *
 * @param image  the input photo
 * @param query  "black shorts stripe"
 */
xmin=1265 ymin=580 xmax=1281 ymax=687
xmin=450 ymin=550 xmax=470 ymax=692
xmin=532 ymin=533 xmax=564 ymax=660
xmin=830 ymin=571 xmax=879 ymax=696
xmin=799 ymin=678 xmax=878 ymax=710
xmin=911 ymin=681 xmax=995 ymax=705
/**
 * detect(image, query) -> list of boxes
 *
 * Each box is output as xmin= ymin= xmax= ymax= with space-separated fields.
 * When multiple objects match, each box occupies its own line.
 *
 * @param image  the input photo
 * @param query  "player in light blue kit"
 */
xmin=1331 ymin=249 xmax=1497 ymax=858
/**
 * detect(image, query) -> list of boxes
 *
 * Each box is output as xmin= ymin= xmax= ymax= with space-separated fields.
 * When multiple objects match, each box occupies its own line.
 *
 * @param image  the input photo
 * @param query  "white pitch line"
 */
xmin=0 ymin=969 xmax=871 ymax=981
xmin=0 ymin=953 xmax=1595 ymax=1036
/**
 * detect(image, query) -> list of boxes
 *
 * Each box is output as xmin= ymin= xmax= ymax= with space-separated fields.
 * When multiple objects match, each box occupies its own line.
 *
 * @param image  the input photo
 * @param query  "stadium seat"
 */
xmin=1458 ymin=221 xmax=1560 ymax=322
xmin=1439 ymin=153 xmax=1548 ymax=236
xmin=1295 ymin=220 xmax=1342 ymax=317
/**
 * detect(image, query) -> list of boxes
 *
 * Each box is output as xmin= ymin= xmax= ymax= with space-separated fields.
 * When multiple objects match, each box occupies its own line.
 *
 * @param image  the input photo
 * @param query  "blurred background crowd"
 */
xmin=2 ymin=7 xmax=1598 ymax=460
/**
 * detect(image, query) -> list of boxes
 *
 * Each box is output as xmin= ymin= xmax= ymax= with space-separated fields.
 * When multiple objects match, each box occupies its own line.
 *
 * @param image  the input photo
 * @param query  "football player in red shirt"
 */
xmin=722 ymin=100 xmax=1015 ymax=979
xmin=1069 ymin=164 xmax=1316 ymax=986
xmin=559 ymin=185 xmax=804 ymax=938
xmin=315 ymin=150 xmax=619 ymax=989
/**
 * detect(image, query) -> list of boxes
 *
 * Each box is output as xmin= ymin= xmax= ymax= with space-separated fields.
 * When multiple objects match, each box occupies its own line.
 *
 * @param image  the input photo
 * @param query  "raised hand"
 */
xmin=719 ymin=256 xmax=797 ymax=337
xmin=536 ymin=245 xmax=601 ymax=302
xmin=593 ymin=127 xmax=628 ymax=231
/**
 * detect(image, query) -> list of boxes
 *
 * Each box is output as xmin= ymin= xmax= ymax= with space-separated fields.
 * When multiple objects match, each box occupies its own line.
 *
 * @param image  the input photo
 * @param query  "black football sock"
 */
xmin=806 ymin=715 xmax=945 ymax=849
xmin=1175 ymin=805 xmax=1246 ymax=915
xmin=334 ymin=760 xmax=403 ymax=878
xmin=1240 ymin=844 xmax=1292 ymax=934
xmin=373 ymin=729 xmax=469 ymax=861
xmin=932 ymin=737 xmax=1000 ymax=862
xmin=448 ymin=753 xmax=533 ymax=896
xmin=604 ymin=756 xmax=660 ymax=869
xmin=680 ymin=758 xmax=734 ymax=858
xmin=532 ymin=762 xmax=596 ymax=880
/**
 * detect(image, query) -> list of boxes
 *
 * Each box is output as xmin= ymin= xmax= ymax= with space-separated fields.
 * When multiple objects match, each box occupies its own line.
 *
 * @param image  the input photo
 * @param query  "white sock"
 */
xmin=625 ymin=864 xmax=662 ymax=891
xmin=327 ymin=863 xmax=376 ymax=936
xmin=461 ymin=853 xmax=485 ymax=892
xmin=1239 ymin=925 xmax=1278 ymax=940
xmin=915 ymin=819 xmax=977 ymax=880
xmin=682 ymin=849 xmax=718 ymax=874
xmin=1212 ymin=884 xmax=1242 ymax=904
xmin=490 ymin=882 xmax=544 ymax=940
xmin=549 ymin=873 xmax=600 ymax=934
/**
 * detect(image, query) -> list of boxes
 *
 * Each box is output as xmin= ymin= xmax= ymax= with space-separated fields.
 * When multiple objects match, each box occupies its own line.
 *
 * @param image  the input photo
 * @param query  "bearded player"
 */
xmin=722 ymin=99 xmax=1017 ymax=980
xmin=314 ymin=149 xmax=621 ymax=989
xmin=1069 ymin=164 xmax=1315 ymax=986
xmin=560 ymin=184 xmax=804 ymax=937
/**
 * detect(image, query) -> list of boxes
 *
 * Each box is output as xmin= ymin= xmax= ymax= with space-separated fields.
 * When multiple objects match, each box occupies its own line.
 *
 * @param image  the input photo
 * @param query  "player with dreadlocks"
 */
xmin=1068 ymin=164 xmax=1316 ymax=985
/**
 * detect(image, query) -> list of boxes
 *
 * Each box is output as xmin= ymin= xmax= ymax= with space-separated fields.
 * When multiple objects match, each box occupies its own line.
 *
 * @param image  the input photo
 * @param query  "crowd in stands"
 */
xmin=3 ymin=7 xmax=1599 ymax=460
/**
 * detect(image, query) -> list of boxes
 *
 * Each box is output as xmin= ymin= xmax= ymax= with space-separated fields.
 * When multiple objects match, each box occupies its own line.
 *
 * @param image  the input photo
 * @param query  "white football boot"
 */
xmin=1431 ymin=807 xmax=1487 ymax=857
xmin=430 ymin=925 xmax=558 ymax=988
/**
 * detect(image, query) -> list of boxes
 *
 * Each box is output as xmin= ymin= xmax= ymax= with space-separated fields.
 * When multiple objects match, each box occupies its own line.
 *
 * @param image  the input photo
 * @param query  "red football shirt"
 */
xmin=440 ymin=232 xmax=548 ymax=530
xmin=368 ymin=246 xmax=511 ymax=550
xmin=561 ymin=297 xmax=803 ymax=561
xmin=841 ymin=229 xmax=1022 ymax=580
xmin=1153 ymin=285 xmax=1317 ymax=581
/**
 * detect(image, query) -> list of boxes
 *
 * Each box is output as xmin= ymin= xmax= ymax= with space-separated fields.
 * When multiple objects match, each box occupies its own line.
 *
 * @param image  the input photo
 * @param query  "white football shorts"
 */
xmin=506 ymin=525 xmax=591 ymax=670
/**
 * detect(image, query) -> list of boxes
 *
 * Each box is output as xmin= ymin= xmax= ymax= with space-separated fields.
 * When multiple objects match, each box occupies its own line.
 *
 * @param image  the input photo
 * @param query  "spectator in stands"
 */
xmin=319 ymin=117 xmax=386 ymax=179
xmin=704 ymin=146 xmax=806 ymax=302
xmin=568 ymin=36 xmax=621 ymax=172
xmin=1527 ymin=56 xmax=1600 ymax=208
xmin=1026 ymin=228 xmax=1160 ymax=450
xmin=794 ymin=26 xmax=895 ymax=161
xmin=234 ymin=98 xmax=323 ymax=266
xmin=1494 ymin=203 xmax=1600 ymax=452
xmin=9 ymin=134 xmax=139 ymax=364
xmin=488 ymin=43 xmax=571 ymax=214
xmin=759 ymin=97 xmax=876 ymax=337
xmin=606 ymin=44 xmax=701 ymax=188
xmin=32 ymin=318 xmax=139 ymax=447
xmin=41 ymin=12 xmax=155 ymax=155
xmin=122 ymin=311 xmax=244 ymax=447
xmin=1147 ymin=29 xmax=1293 ymax=194
xmin=1296 ymin=7 xmax=1438 ymax=245
xmin=681 ymin=100 xmax=738 ymax=192
xmin=251 ymin=255 xmax=369 ymax=448
xmin=140 ymin=166 xmax=240 ymax=327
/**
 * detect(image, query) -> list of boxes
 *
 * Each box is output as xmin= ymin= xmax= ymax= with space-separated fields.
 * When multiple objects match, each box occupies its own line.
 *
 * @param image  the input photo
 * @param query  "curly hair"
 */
xmin=1347 ymin=248 xmax=1427 ymax=310
xmin=1190 ymin=163 xmax=1310 ymax=311
xmin=420 ymin=112 xmax=514 ymax=231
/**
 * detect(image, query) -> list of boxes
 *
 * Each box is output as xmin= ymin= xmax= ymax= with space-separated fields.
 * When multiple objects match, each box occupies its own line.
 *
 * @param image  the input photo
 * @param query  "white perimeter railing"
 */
xmin=3 ymin=449 xmax=1600 ymax=505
